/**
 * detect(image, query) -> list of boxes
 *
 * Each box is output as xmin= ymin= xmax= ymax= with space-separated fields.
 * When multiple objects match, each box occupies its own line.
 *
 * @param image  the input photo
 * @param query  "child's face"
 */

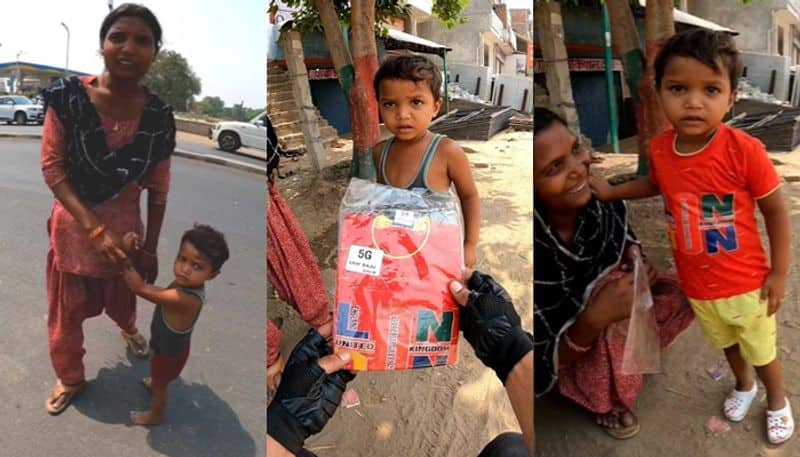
xmin=657 ymin=56 xmax=735 ymax=144
xmin=172 ymin=241 xmax=217 ymax=288
xmin=378 ymin=78 xmax=443 ymax=141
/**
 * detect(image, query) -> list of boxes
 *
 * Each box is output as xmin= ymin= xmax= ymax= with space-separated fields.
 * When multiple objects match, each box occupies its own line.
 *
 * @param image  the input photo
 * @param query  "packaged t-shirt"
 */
xmin=334 ymin=179 xmax=463 ymax=371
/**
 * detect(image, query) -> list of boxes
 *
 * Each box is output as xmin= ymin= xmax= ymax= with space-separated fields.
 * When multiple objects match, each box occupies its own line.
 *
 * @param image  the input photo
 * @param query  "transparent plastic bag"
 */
xmin=333 ymin=178 xmax=463 ymax=371
xmin=620 ymin=245 xmax=661 ymax=375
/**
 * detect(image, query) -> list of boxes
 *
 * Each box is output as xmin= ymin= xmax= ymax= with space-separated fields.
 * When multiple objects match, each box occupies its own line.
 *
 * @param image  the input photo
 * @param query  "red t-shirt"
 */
xmin=334 ymin=213 xmax=462 ymax=371
xmin=649 ymin=124 xmax=782 ymax=300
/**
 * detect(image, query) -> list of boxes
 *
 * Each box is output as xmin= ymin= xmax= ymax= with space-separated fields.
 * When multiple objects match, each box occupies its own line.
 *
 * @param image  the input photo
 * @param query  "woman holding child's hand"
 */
xmin=41 ymin=4 xmax=174 ymax=416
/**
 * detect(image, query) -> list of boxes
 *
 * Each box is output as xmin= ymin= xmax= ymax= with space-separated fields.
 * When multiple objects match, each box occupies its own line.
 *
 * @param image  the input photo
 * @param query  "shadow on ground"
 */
xmin=72 ymin=353 xmax=257 ymax=457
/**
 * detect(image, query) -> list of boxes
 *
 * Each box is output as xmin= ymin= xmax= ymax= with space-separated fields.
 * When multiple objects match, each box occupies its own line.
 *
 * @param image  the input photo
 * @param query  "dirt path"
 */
xmin=268 ymin=130 xmax=533 ymax=457
xmin=536 ymin=153 xmax=800 ymax=457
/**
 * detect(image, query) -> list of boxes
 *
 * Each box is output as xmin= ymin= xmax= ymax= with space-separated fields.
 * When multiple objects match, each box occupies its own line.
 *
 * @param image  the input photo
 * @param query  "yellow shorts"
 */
xmin=688 ymin=290 xmax=777 ymax=366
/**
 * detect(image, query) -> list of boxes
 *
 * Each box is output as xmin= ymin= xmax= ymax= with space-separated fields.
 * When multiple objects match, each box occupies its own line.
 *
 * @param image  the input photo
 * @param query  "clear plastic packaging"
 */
xmin=620 ymin=245 xmax=661 ymax=375
xmin=333 ymin=178 xmax=463 ymax=371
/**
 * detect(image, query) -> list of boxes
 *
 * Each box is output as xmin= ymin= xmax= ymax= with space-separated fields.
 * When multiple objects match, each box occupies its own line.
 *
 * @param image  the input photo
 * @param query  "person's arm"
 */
xmin=588 ymin=175 xmax=660 ymax=201
xmin=41 ymin=107 xmax=122 ymax=262
xmin=448 ymin=273 xmax=533 ymax=454
xmin=757 ymin=189 xmax=791 ymax=315
xmin=504 ymin=351 xmax=533 ymax=453
xmin=446 ymin=141 xmax=480 ymax=267
xmin=557 ymin=271 xmax=635 ymax=366
xmin=117 ymin=256 xmax=200 ymax=313
xmin=138 ymin=158 xmax=170 ymax=283
xmin=267 ymin=330 xmax=354 ymax=455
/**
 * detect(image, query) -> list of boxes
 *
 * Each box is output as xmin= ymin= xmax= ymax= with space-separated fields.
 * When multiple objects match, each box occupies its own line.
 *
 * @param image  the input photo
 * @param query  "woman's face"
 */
xmin=534 ymin=122 xmax=592 ymax=211
xmin=101 ymin=16 xmax=157 ymax=81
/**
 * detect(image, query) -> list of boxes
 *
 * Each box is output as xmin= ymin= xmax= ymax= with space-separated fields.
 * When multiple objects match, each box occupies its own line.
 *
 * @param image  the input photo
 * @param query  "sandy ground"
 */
xmin=267 ymin=130 xmax=533 ymax=457
xmin=535 ymin=151 xmax=800 ymax=457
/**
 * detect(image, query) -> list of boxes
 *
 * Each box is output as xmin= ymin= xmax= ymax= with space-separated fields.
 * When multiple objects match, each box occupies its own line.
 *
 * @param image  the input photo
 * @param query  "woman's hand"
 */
xmin=643 ymin=257 xmax=658 ymax=286
xmin=90 ymin=230 xmax=125 ymax=263
xmin=583 ymin=272 xmax=635 ymax=329
xmin=137 ymin=250 xmax=159 ymax=284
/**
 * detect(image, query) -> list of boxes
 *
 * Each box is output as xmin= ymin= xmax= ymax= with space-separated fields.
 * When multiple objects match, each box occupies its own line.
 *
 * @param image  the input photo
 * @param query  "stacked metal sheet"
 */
xmin=509 ymin=112 xmax=533 ymax=131
xmin=429 ymin=107 xmax=515 ymax=140
xmin=727 ymin=108 xmax=800 ymax=151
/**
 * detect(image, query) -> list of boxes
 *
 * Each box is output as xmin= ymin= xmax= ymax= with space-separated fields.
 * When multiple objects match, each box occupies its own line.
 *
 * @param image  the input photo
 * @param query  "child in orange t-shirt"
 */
xmin=590 ymin=29 xmax=793 ymax=444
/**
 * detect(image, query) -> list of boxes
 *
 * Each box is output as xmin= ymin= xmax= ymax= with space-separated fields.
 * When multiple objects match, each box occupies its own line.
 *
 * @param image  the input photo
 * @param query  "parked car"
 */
xmin=209 ymin=111 xmax=267 ymax=152
xmin=0 ymin=96 xmax=44 ymax=125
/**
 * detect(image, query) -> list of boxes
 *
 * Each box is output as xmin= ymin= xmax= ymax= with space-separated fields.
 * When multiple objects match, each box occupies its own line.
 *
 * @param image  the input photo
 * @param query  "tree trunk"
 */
xmin=636 ymin=0 xmax=674 ymax=175
xmin=313 ymin=0 xmax=354 ymax=92
xmin=534 ymin=1 xmax=581 ymax=134
xmin=349 ymin=0 xmax=380 ymax=179
xmin=606 ymin=0 xmax=644 ymax=104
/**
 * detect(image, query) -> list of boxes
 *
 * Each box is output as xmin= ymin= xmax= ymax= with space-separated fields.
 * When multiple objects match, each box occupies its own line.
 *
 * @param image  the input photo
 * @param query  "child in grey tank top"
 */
xmin=115 ymin=224 xmax=229 ymax=426
xmin=371 ymin=55 xmax=481 ymax=267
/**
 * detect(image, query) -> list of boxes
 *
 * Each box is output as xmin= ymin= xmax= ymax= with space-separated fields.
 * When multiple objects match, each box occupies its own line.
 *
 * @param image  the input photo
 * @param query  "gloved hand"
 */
xmin=267 ymin=329 xmax=355 ymax=454
xmin=450 ymin=270 xmax=533 ymax=384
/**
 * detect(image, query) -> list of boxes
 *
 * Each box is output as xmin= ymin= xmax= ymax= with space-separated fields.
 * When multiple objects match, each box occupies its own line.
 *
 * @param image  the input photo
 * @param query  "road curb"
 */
xmin=173 ymin=148 xmax=265 ymax=175
xmin=0 ymin=133 xmax=41 ymax=139
xmin=0 ymin=133 xmax=266 ymax=176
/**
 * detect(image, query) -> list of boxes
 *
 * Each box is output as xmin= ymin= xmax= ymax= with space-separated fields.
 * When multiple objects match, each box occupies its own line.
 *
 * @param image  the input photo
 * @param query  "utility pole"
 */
xmin=61 ymin=22 xmax=70 ymax=76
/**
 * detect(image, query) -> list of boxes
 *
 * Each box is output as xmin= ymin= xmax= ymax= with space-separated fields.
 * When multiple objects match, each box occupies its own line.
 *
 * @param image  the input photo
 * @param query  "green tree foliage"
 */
xmin=270 ymin=0 xmax=468 ymax=33
xmin=197 ymin=96 xmax=225 ymax=117
xmin=143 ymin=49 xmax=201 ymax=112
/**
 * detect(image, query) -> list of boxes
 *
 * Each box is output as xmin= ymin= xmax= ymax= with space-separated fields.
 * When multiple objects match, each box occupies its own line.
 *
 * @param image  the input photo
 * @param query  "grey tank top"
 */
xmin=377 ymin=133 xmax=446 ymax=192
xmin=149 ymin=286 xmax=205 ymax=356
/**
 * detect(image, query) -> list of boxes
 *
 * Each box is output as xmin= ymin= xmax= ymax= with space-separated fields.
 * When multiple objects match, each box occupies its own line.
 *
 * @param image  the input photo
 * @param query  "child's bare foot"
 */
xmin=130 ymin=409 xmax=162 ymax=425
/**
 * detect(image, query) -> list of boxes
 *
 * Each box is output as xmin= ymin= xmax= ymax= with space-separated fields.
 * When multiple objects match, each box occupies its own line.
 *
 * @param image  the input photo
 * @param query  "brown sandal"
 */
xmin=121 ymin=330 xmax=149 ymax=358
xmin=599 ymin=410 xmax=640 ymax=440
xmin=45 ymin=380 xmax=86 ymax=415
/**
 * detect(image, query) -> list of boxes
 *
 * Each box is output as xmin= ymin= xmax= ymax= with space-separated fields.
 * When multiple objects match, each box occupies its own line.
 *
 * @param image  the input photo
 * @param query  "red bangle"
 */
xmin=562 ymin=329 xmax=592 ymax=353
xmin=88 ymin=224 xmax=106 ymax=241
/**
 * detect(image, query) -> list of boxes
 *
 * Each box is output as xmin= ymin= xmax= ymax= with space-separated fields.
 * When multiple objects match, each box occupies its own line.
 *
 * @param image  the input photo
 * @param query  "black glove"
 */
xmin=267 ymin=329 xmax=355 ymax=454
xmin=460 ymin=270 xmax=533 ymax=384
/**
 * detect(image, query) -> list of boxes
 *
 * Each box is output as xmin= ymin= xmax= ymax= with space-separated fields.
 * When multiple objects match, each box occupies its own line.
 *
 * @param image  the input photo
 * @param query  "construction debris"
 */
xmin=736 ymin=78 xmax=786 ymax=105
xmin=430 ymin=106 xmax=516 ymax=140
xmin=448 ymin=82 xmax=485 ymax=103
xmin=509 ymin=112 xmax=533 ymax=131
xmin=727 ymin=108 xmax=800 ymax=151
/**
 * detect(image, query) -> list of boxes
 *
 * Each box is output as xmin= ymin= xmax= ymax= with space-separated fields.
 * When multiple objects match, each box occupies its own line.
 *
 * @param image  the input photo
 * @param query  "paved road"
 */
xmin=0 ymin=124 xmax=267 ymax=169
xmin=0 ymin=139 xmax=265 ymax=457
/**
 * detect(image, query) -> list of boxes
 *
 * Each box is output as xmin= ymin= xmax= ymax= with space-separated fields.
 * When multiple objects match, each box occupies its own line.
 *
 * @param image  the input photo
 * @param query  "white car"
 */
xmin=209 ymin=111 xmax=266 ymax=152
xmin=0 ymin=96 xmax=44 ymax=125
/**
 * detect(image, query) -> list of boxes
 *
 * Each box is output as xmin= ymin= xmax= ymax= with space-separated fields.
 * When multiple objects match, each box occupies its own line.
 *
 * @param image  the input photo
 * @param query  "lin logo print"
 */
xmin=410 ymin=310 xmax=455 ymax=369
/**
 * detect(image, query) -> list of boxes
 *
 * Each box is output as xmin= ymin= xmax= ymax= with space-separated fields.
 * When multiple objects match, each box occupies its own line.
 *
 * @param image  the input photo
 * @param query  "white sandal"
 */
xmin=767 ymin=399 xmax=794 ymax=444
xmin=723 ymin=383 xmax=758 ymax=422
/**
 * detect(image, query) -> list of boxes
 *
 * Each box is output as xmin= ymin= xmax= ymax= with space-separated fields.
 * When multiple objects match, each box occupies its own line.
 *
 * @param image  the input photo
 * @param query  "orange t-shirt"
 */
xmin=649 ymin=124 xmax=781 ymax=300
xmin=334 ymin=213 xmax=462 ymax=371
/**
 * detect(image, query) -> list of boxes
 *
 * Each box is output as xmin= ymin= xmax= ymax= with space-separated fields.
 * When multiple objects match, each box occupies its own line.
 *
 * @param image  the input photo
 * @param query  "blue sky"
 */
xmin=1 ymin=0 xmax=266 ymax=107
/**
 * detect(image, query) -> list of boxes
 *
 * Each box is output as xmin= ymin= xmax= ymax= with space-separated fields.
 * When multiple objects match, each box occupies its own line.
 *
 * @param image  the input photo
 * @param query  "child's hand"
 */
xmin=761 ymin=270 xmax=787 ymax=316
xmin=588 ymin=173 xmax=615 ymax=201
xmin=464 ymin=244 xmax=477 ymax=269
xmin=121 ymin=232 xmax=140 ymax=255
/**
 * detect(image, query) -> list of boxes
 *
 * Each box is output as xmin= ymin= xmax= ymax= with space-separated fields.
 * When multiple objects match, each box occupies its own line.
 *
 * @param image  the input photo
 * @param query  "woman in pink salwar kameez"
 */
xmin=533 ymin=108 xmax=694 ymax=439
xmin=40 ymin=4 xmax=174 ymax=415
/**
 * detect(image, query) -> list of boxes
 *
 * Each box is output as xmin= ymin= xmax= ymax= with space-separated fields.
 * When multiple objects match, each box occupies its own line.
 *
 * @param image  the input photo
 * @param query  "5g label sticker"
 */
xmin=346 ymin=245 xmax=384 ymax=276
